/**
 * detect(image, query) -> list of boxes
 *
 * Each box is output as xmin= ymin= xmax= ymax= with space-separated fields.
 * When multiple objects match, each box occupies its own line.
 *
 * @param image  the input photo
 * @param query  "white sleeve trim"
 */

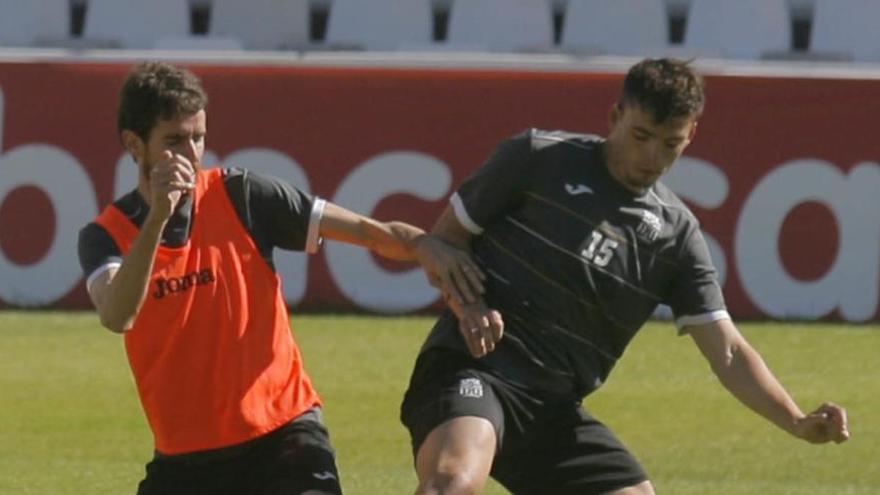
xmin=676 ymin=310 xmax=731 ymax=331
xmin=450 ymin=192 xmax=483 ymax=235
xmin=305 ymin=198 xmax=326 ymax=254
xmin=85 ymin=261 xmax=121 ymax=296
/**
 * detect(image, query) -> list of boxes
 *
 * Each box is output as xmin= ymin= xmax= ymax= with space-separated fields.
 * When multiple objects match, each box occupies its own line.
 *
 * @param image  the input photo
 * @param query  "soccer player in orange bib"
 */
xmin=78 ymin=61 xmax=483 ymax=495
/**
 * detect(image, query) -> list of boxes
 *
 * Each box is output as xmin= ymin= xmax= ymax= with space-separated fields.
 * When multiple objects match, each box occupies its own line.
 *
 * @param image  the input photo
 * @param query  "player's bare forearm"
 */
xmin=92 ymin=214 xmax=166 ymax=333
xmin=710 ymin=335 xmax=803 ymax=434
xmin=365 ymin=220 xmax=425 ymax=261
xmin=90 ymin=152 xmax=195 ymax=332
xmin=370 ymin=222 xmax=486 ymax=304
xmin=319 ymin=202 xmax=484 ymax=303
xmin=689 ymin=319 xmax=849 ymax=444
xmin=318 ymin=202 xmax=422 ymax=260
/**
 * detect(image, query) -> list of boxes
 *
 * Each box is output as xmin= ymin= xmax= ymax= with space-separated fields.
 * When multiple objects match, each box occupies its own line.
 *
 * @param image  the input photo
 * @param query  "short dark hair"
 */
xmin=117 ymin=61 xmax=208 ymax=142
xmin=620 ymin=58 xmax=705 ymax=123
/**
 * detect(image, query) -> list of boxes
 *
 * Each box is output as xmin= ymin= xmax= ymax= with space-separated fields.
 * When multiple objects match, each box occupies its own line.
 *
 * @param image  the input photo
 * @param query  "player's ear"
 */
xmin=121 ymin=130 xmax=145 ymax=164
xmin=682 ymin=120 xmax=698 ymax=148
xmin=688 ymin=121 xmax=698 ymax=141
xmin=608 ymin=102 xmax=622 ymax=130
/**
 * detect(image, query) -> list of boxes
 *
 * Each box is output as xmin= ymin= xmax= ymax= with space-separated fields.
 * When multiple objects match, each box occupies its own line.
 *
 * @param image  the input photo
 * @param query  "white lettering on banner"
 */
xmin=2 ymin=102 xmax=877 ymax=322
xmin=325 ymin=151 xmax=451 ymax=313
xmin=0 ymin=86 xmax=98 ymax=305
xmin=115 ymin=148 xmax=310 ymax=305
xmin=736 ymin=159 xmax=880 ymax=321
xmin=0 ymin=145 xmax=98 ymax=305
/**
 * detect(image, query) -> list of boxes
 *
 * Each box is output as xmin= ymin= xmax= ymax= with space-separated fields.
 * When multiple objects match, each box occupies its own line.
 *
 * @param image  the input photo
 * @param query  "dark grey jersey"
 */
xmin=422 ymin=129 xmax=728 ymax=398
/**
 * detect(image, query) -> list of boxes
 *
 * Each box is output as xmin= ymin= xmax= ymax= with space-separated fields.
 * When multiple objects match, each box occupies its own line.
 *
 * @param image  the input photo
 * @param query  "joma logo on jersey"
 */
xmin=637 ymin=210 xmax=663 ymax=242
xmin=152 ymin=269 xmax=216 ymax=299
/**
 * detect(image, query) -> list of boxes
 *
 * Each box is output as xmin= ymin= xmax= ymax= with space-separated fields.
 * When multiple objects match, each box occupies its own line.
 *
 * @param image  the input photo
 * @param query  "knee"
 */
xmin=416 ymin=468 xmax=484 ymax=495
xmin=635 ymin=480 xmax=656 ymax=495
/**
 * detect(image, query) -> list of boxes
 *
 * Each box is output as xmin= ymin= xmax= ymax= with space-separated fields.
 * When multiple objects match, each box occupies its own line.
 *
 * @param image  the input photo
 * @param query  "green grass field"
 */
xmin=0 ymin=311 xmax=876 ymax=494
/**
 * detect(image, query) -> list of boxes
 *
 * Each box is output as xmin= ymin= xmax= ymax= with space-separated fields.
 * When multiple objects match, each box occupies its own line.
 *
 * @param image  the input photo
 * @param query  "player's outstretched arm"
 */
xmin=317 ymin=201 xmax=484 ymax=305
xmin=687 ymin=318 xmax=850 ymax=444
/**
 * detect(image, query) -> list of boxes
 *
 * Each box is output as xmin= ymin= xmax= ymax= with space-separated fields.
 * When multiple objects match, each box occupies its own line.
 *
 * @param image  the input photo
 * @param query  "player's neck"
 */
xmin=136 ymin=181 xmax=152 ymax=207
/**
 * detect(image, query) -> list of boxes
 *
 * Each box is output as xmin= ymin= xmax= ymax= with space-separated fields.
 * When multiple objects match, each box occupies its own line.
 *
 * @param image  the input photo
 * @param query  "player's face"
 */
xmin=605 ymin=104 xmax=696 ymax=193
xmin=131 ymin=110 xmax=207 ymax=181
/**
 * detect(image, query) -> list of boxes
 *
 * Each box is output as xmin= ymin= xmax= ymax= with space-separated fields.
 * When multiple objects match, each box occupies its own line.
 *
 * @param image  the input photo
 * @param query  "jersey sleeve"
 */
xmin=232 ymin=168 xmax=323 ymax=253
xmin=451 ymin=130 xmax=535 ymax=234
xmin=77 ymin=223 xmax=123 ymax=294
xmin=664 ymin=225 xmax=730 ymax=332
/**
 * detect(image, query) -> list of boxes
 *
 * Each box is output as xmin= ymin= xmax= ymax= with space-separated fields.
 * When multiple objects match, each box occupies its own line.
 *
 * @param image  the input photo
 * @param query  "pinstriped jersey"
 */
xmin=422 ymin=129 xmax=728 ymax=398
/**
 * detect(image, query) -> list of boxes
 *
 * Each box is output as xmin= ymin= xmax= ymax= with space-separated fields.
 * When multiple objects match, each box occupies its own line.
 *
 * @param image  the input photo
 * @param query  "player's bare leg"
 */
xmin=414 ymin=416 xmax=497 ymax=495
xmin=603 ymin=480 xmax=655 ymax=495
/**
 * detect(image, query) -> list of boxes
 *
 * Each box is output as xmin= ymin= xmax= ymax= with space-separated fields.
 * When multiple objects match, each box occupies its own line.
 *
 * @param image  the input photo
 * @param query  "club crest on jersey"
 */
xmin=459 ymin=378 xmax=484 ymax=398
xmin=637 ymin=210 xmax=663 ymax=242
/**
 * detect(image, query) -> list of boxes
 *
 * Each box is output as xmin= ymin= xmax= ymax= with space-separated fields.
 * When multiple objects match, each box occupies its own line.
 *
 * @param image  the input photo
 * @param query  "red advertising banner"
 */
xmin=0 ymin=61 xmax=877 ymax=321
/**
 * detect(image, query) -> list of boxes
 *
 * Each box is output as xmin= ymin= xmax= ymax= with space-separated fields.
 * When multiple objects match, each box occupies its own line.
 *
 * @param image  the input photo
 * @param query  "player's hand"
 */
xmin=793 ymin=402 xmax=850 ymax=444
xmin=416 ymin=234 xmax=485 ymax=305
xmin=457 ymin=303 xmax=503 ymax=358
xmin=148 ymin=151 xmax=196 ymax=220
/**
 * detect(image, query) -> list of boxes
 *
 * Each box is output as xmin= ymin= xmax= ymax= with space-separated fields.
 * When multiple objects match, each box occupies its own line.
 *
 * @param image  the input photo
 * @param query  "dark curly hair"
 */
xmin=620 ymin=58 xmax=705 ymax=123
xmin=117 ymin=61 xmax=208 ymax=142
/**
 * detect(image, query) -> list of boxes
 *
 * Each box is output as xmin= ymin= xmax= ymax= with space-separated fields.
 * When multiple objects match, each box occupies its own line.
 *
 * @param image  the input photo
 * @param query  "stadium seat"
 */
xmin=561 ymin=0 xmax=669 ymax=56
xmin=683 ymin=0 xmax=791 ymax=59
xmin=0 ymin=0 xmax=70 ymax=47
xmin=810 ymin=0 xmax=880 ymax=61
xmin=445 ymin=0 xmax=555 ymax=52
xmin=82 ymin=0 xmax=191 ymax=49
xmin=209 ymin=0 xmax=311 ymax=50
xmin=324 ymin=0 xmax=433 ymax=51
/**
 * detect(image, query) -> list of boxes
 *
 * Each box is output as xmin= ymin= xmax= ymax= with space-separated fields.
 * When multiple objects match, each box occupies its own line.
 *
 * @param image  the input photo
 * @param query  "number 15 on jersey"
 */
xmin=581 ymin=231 xmax=618 ymax=267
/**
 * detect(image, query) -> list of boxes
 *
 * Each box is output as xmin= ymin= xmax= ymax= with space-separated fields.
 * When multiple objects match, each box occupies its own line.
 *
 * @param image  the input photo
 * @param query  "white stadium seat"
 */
xmin=683 ymin=0 xmax=791 ymax=59
xmin=0 ymin=0 xmax=70 ymax=47
xmin=325 ymin=0 xmax=433 ymax=51
xmin=561 ymin=0 xmax=668 ymax=56
xmin=82 ymin=0 xmax=191 ymax=49
xmin=210 ymin=0 xmax=311 ymax=50
xmin=446 ymin=0 xmax=554 ymax=52
xmin=811 ymin=0 xmax=880 ymax=61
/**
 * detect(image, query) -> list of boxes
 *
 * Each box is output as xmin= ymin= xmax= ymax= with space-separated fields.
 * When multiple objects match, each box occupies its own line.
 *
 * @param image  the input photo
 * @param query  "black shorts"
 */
xmin=400 ymin=349 xmax=648 ymax=495
xmin=136 ymin=408 xmax=342 ymax=495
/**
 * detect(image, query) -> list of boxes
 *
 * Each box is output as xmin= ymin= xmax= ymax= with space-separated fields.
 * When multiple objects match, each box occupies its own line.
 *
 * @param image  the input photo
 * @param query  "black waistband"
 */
xmin=153 ymin=407 xmax=322 ymax=465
